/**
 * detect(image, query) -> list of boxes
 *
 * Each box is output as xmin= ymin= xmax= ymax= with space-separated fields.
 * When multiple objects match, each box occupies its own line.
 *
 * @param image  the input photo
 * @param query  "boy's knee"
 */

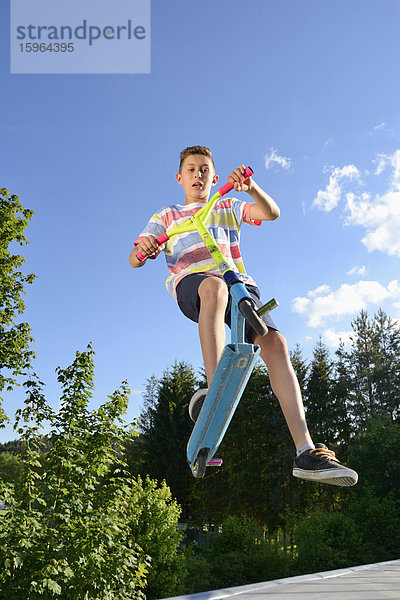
xmin=198 ymin=277 xmax=229 ymax=307
xmin=262 ymin=330 xmax=288 ymax=355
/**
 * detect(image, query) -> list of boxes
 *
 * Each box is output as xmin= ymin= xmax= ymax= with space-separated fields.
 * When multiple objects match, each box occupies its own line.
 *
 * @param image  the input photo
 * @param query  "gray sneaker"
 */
xmin=293 ymin=443 xmax=358 ymax=487
xmin=188 ymin=389 xmax=208 ymax=423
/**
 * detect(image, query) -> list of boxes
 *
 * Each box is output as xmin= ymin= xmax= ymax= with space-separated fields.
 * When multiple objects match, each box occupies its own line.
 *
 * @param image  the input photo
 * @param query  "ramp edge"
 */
xmin=161 ymin=559 xmax=400 ymax=600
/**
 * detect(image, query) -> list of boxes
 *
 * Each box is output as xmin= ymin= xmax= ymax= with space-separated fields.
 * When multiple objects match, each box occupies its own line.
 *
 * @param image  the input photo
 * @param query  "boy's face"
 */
xmin=176 ymin=154 xmax=218 ymax=204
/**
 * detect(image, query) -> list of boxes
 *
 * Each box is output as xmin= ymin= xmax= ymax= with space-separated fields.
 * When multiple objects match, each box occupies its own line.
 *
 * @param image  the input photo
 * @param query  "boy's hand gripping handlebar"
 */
xmin=136 ymin=167 xmax=254 ymax=262
xmin=217 ymin=166 xmax=254 ymax=197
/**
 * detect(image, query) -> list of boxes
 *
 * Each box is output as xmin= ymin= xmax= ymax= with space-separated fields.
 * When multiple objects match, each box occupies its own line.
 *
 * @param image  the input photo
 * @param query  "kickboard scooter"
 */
xmin=136 ymin=167 xmax=278 ymax=478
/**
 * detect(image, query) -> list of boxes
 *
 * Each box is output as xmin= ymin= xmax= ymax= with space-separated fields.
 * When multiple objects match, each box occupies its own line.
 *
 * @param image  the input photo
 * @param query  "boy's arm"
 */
xmin=228 ymin=164 xmax=280 ymax=221
xmin=247 ymin=181 xmax=280 ymax=221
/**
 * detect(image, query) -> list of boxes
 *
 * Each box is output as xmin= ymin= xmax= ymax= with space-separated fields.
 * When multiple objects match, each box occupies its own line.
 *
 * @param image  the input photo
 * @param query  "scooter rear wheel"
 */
xmin=192 ymin=448 xmax=208 ymax=478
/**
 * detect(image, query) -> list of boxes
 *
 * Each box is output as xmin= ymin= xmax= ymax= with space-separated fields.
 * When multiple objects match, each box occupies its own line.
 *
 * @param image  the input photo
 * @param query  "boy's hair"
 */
xmin=179 ymin=145 xmax=216 ymax=173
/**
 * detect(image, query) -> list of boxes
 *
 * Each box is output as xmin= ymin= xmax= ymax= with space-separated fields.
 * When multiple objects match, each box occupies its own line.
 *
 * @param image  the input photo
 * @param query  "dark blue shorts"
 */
xmin=176 ymin=273 xmax=278 ymax=343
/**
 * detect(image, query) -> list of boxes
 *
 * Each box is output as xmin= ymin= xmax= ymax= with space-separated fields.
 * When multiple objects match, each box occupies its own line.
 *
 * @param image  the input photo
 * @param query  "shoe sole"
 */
xmin=292 ymin=467 xmax=358 ymax=487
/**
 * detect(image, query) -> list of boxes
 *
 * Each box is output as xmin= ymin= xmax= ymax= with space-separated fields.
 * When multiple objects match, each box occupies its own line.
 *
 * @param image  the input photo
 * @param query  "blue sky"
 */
xmin=1 ymin=1 xmax=400 ymax=442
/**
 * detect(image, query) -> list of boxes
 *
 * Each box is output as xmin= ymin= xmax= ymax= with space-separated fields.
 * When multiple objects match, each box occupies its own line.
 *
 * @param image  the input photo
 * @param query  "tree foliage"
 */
xmin=183 ymin=515 xmax=290 ymax=593
xmin=128 ymin=476 xmax=186 ymax=599
xmin=340 ymin=310 xmax=400 ymax=425
xmin=126 ymin=361 xmax=197 ymax=520
xmin=0 ymin=188 xmax=35 ymax=423
xmin=304 ymin=338 xmax=335 ymax=444
xmin=0 ymin=347 xmax=183 ymax=599
xmin=294 ymin=510 xmax=365 ymax=572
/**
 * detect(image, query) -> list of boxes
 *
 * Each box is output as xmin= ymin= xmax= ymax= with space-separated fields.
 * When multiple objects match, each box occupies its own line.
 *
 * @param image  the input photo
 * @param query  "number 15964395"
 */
xmin=19 ymin=42 xmax=74 ymax=52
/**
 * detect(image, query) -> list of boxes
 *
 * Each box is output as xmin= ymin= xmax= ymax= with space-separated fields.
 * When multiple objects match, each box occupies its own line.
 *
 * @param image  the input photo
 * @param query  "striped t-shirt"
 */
xmin=134 ymin=197 xmax=261 ymax=298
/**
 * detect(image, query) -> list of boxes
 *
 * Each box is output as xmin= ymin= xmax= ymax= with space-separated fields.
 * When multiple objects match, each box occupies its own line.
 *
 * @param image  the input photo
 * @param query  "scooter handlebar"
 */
xmin=136 ymin=166 xmax=255 ymax=262
xmin=136 ymin=232 xmax=169 ymax=262
xmin=217 ymin=166 xmax=254 ymax=197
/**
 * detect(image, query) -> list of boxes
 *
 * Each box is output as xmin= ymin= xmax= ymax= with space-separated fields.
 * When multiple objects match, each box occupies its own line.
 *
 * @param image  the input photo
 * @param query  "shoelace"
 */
xmin=310 ymin=447 xmax=340 ymax=463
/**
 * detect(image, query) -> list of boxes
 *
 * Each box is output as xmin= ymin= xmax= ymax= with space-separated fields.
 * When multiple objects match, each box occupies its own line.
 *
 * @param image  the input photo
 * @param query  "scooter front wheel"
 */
xmin=191 ymin=448 xmax=209 ymax=478
xmin=239 ymin=298 xmax=269 ymax=337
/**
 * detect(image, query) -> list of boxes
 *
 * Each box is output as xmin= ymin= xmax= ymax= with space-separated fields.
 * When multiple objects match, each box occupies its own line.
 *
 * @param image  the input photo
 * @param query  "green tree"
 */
xmin=0 ymin=189 xmax=35 ymax=423
xmin=332 ymin=342 xmax=355 ymax=451
xmin=227 ymin=363 xmax=295 ymax=532
xmin=304 ymin=338 xmax=336 ymax=445
xmin=189 ymin=363 xmax=300 ymax=533
xmin=349 ymin=415 xmax=400 ymax=498
xmin=128 ymin=361 xmax=197 ymax=519
xmin=0 ymin=451 xmax=23 ymax=486
xmin=183 ymin=515 xmax=290 ymax=593
xmin=294 ymin=510 xmax=364 ymax=572
xmin=124 ymin=375 xmax=159 ymax=477
xmin=290 ymin=344 xmax=309 ymax=397
xmin=371 ymin=309 xmax=400 ymax=421
xmin=349 ymin=488 xmax=400 ymax=563
xmin=0 ymin=346 xmax=183 ymax=599
xmin=347 ymin=310 xmax=376 ymax=424
xmin=128 ymin=476 xmax=186 ymax=599
xmin=0 ymin=439 xmax=26 ymax=455
xmin=338 ymin=310 xmax=400 ymax=427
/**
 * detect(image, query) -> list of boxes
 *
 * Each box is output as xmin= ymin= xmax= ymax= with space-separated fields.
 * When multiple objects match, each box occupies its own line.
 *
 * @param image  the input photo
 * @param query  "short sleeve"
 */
xmin=231 ymin=198 xmax=262 ymax=227
xmin=134 ymin=212 xmax=166 ymax=259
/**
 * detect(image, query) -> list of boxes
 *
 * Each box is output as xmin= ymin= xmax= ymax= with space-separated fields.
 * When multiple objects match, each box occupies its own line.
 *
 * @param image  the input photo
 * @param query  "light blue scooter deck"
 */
xmin=187 ymin=342 xmax=260 ymax=472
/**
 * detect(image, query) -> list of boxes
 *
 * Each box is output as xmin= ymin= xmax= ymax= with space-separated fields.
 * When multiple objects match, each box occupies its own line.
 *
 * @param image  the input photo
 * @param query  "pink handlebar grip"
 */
xmin=136 ymin=232 xmax=170 ymax=262
xmin=156 ymin=232 xmax=169 ymax=245
xmin=217 ymin=166 xmax=254 ymax=197
xmin=136 ymin=251 xmax=146 ymax=262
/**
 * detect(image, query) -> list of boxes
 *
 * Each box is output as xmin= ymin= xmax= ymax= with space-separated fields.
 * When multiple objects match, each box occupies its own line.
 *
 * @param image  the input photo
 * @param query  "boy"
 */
xmin=130 ymin=145 xmax=358 ymax=487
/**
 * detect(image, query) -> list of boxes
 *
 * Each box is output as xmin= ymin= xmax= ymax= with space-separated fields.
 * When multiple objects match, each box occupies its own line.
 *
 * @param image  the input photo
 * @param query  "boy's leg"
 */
xmin=252 ymin=329 xmax=313 ymax=452
xmin=253 ymin=329 xmax=358 ymax=486
xmin=197 ymin=276 xmax=229 ymax=385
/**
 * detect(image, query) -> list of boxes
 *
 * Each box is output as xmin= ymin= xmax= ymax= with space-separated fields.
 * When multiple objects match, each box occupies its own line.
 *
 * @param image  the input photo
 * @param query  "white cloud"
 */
xmin=369 ymin=122 xmax=394 ymax=137
xmin=322 ymin=328 xmax=354 ymax=348
xmin=313 ymin=165 xmax=360 ymax=212
xmin=374 ymin=153 xmax=391 ymax=175
xmin=264 ymin=148 xmax=291 ymax=170
xmin=308 ymin=284 xmax=331 ymax=298
xmin=313 ymin=150 xmax=400 ymax=258
xmin=345 ymin=150 xmax=400 ymax=257
xmin=373 ymin=150 xmax=400 ymax=180
xmin=388 ymin=149 xmax=400 ymax=185
xmin=347 ymin=265 xmax=367 ymax=276
xmin=292 ymin=279 xmax=400 ymax=328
